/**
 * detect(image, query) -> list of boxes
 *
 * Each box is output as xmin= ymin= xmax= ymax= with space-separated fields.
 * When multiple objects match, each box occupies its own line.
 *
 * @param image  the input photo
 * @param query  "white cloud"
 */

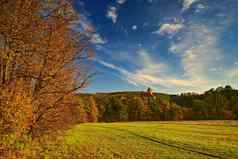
xmin=136 ymin=49 xmax=162 ymax=68
xmin=71 ymin=14 xmax=94 ymax=33
xmin=97 ymin=49 xmax=203 ymax=93
xmin=117 ymin=0 xmax=126 ymax=4
xmin=98 ymin=23 xmax=235 ymax=93
xmin=107 ymin=6 xmax=118 ymax=23
xmin=132 ymin=25 xmax=138 ymax=30
xmin=97 ymin=15 xmax=235 ymax=93
xmin=106 ymin=0 xmax=127 ymax=24
xmin=127 ymin=49 xmax=209 ymax=91
xmin=96 ymin=59 xmax=138 ymax=86
xmin=169 ymin=24 xmax=224 ymax=91
xmin=153 ymin=23 xmax=184 ymax=36
xmin=99 ymin=1 xmax=237 ymax=93
xmin=195 ymin=4 xmax=205 ymax=13
xmin=96 ymin=49 xmax=166 ymax=88
xmin=97 ymin=59 xmax=121 ymax=72
xmin=182 ymin=0 xmax=199 ymax=11
xmin=90 ymin=33 xmax=107 ymax=44
xmin=71 ymin=14 xmax=107 ymax=45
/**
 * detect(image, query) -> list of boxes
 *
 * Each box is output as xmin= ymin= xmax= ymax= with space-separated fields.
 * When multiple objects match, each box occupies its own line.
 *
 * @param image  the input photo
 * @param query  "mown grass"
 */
xmin=63 ymin=121 xmax=238 ymax=159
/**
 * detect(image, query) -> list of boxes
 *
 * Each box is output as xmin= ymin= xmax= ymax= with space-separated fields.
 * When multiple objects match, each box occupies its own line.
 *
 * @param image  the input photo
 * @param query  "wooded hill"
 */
xmin=74 ymin=86 xmax=238 ymax=123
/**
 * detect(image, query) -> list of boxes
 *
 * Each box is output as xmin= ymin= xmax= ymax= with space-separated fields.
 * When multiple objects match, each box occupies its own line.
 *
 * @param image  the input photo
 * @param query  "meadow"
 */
xmin=63 ymin=121 xmax=238 ymax=159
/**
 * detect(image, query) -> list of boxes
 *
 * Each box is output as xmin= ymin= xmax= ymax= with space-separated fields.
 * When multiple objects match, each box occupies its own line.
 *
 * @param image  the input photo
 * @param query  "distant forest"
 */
xmin=74 ymin=85 xmax=238 ymax=123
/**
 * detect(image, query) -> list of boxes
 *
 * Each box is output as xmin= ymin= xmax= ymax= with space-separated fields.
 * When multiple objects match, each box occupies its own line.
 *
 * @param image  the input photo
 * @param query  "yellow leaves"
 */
xmin=0 ymin=0 xmax=94 ymax=157
xmin=0 ymin=1 xmax=92 ymax=154
xmin=0 ymin=48 xmax=14 ymax=61
xmin=0 ymin=80 xmax=35 ymax=158
xmin=0 ymin=81 xmax=34 ymax=136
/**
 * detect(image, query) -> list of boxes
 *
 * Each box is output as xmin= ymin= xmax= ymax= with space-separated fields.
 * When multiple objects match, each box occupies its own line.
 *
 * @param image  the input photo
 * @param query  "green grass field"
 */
xmin=65 ymin=121 xmax=238 ymax=159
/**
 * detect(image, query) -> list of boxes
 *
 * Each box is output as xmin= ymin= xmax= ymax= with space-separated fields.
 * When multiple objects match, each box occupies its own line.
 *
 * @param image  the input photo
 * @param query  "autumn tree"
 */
xmin=0 ymin=80 xmax=34 ymax=158
xmin=148 ymin=96 xmax=161 ymax=120
xmin=87 ymin=96 xmax=99 ymax=122
xmin=128 ymin=97 xmax=145 ymax=121
xmin=205 ymin=93 xmax=228 ymax=119
xmin=0 ymin=0 xmax=93 ymax=138
xmin=192 ymin=99 xmax=209 ymax=119
xmin=71 ymin=96 xmax=87 ymax=123
xmin=103 ymin=97 xmax=128 ymax=122
xmin=141 ymin=97 xmax=153 ymax=120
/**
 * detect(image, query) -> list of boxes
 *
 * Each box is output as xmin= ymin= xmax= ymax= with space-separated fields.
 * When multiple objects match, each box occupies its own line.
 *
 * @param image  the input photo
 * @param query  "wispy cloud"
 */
xmin=116 ymin=0 xmax=126 ymax=4
xmin=169 ymin=23 xmax=227 ymax=91
xmin=71 ymin=14 xmax=93 ymax=32
xmin=90 ymin=33 xmax=107 ymax=44
xmin=170 ymin=25 xmax=220 ymax=73
xmin=96 ymin=59 xmax=138 ymax=86
xmin=71 ymin=14 xmax=107 ymax=45
xmin=96 ymin=49 xmax=166 ymax=88
xmin=96 ymin=49 xmax=204 ymax=92
xmin=107 ymin=6 xmax=118 ymax=23
xmin=95 ymin=0 xmax=237 ymax=93
xmin=182 ymin=0 xmax=199 ymax=11
xmin=128 ymin=49 xmax=208 ymax=91
xmin=195 ymin=4 xmax=206 ymax=13
xmin=97 ymin=21 xmax=232 ymax=93
xmin=153 ymin=23 xmax=184 ymax=36
xmin=106 ymin=0 xmax=127 ymax=24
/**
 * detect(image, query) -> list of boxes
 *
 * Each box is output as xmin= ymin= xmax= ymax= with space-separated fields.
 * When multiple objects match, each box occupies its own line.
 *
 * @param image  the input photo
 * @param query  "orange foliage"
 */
xmin=87 ymin=97 xmax=99 ymax=122
xmin=0 ymin=80 xmax=33 ymax=158
xmin=0 ymin=0 xmax=93 ymax=137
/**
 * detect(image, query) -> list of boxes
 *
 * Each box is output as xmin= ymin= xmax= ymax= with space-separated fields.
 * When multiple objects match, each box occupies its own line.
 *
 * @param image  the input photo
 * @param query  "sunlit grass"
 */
xmin=64 ymin=121 xmax=238 ymax=159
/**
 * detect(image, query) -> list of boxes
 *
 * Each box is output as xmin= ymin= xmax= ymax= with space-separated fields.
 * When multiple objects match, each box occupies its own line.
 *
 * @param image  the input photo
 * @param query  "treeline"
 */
xmin=173 ymin=85 xmax=238 ymax=120
xmin=74 ymin=92 xmax=183 ymax=122
xmin=74 ymin=86 xmax=238 ymax=123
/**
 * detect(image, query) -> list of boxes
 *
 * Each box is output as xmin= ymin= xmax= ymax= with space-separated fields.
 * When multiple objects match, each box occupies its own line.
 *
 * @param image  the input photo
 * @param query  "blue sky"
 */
xmin=74 ymin=0 xmax=238 ymax=94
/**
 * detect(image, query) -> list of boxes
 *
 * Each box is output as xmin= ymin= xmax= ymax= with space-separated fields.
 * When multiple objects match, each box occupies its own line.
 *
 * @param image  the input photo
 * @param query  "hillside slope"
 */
xmin=74 ymin=86 xmax=238 ymax=123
